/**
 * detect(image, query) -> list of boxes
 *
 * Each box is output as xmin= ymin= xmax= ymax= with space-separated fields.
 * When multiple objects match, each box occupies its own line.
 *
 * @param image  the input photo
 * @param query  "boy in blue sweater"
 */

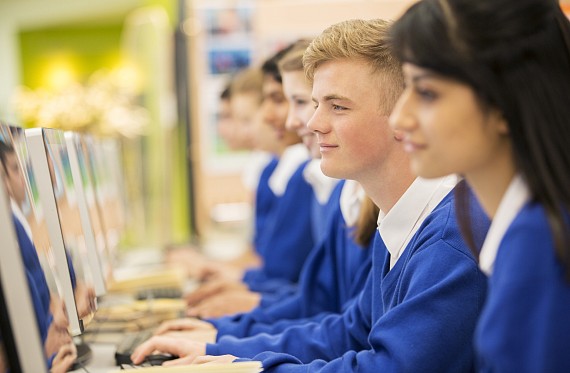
xmin=154 ymin=41 xmax=375 ymax=339
xmin=132 ymin=19 xmax=488 ymax=372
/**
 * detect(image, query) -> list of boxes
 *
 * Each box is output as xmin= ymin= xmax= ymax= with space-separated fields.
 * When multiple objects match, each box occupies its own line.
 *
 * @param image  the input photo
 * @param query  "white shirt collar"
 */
xmin=303 ymin=159 xmax=340 ymax=204
xmin=340 ymin=180 xmax=365 ymax=227
xmin=479 ymin=175 xmax=530 ymax=276
xmin=268 ymin=143 xmax=310 ymax=197
xmin=11 ymin=198 xmax=34 ymax=242
xmin=378 ymin=174 xmax=458 ymax=269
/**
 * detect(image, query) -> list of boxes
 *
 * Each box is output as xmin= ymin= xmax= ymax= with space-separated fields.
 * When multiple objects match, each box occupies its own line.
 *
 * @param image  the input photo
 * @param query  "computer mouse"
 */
xmin=143 ymin=353 xmax=178 ymax=366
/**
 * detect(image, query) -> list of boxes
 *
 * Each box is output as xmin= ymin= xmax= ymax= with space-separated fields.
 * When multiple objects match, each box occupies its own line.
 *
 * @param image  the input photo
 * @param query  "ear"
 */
xmin=491 ymin=109 xmax=509 ymax=135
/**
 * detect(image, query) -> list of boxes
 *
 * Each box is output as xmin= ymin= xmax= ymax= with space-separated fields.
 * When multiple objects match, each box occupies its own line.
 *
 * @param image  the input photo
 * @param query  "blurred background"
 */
xmin=3 ymin=0 xmax=564 ymax=254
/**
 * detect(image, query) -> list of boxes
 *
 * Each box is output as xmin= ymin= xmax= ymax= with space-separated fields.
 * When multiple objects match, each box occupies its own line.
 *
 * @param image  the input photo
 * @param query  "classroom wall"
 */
xmin=187 ymin=0 xmax=417 ymax=236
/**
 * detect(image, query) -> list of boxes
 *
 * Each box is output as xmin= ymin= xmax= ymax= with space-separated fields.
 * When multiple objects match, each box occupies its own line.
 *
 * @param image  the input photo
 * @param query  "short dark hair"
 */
xmin=390 ymin=0 xmax=570 ymax=277
xmin=261 ymin=41 xmax=300 ymax=83
xmin=0 ymin=141 xmax=15 ymax=174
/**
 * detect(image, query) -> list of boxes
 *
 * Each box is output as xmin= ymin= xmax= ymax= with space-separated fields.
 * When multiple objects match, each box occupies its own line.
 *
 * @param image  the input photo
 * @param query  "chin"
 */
xmin=413 ymin=164 xmax=447 ymax=180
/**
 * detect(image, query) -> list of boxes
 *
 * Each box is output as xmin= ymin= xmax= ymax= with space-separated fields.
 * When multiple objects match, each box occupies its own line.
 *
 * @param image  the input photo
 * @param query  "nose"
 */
xmin=261 ymin=100 xmax=277 ymax=128
xmin=307 ymin=105 xmax=325 ymax=134
xmin=285 ymin=106 xmax=300 ymax=132
xmin=389 ymin=90 xmax=415 ymax=133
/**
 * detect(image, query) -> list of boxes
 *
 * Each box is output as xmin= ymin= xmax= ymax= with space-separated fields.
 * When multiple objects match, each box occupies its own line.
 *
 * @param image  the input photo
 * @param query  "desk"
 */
xmin=70 ymin=342 xmax=117 ymax=373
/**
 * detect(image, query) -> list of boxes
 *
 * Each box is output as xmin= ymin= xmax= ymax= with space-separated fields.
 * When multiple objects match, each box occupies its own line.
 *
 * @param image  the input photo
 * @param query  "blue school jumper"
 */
xmin=243 ymin=160 xmax=315 ymax=291
xmin=475 ymin=202 xmax=570 ymax=372
xmin=208 ymin=191 xmax=489 ymax=372
xmin=253 ymin=157 xmax=279 ymax=250
xmin=13 ymin=216 xmax=52 ymax=339
xmin=211 ymin=180 xmax=373 ymax=338
xmin=305 ymin=165 xmax=342 ymax=246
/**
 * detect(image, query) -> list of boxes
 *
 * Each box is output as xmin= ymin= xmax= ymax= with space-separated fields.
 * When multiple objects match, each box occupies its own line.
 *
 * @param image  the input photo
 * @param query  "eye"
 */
xmin=332 ymin=104 xmax=347 ymax=111
xmin=415 ymin=87 xmax=438 ymax=101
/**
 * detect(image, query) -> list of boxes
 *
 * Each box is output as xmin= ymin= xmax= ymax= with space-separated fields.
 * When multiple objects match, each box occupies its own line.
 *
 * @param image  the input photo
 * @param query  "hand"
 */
xmin=45 ymin=322 xmax=72 ymax=357
xmin=187 ymin=290 xmax=261 ymax=319
xmin=75 ymin=283 xmax=96 ymax=318
xmin=160 ymin=329 xmax=217 ymax=343
xmin=154 ymin=317 xmax=215 ymax=336
xmin=50 ymin=297 xmax=69 ymax=329
xmin=130 ymin=335 xmax=206 ymax=365
xmin=50 ymin=342 xmax=77 ymax=373
xmin=185 ymin=279 xmax=247 ymax=306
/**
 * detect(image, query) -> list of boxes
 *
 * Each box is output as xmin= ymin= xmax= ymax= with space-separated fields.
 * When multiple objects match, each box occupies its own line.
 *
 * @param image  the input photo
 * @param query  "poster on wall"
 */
xmin=197 ymin=0 xmax=256 ymax=174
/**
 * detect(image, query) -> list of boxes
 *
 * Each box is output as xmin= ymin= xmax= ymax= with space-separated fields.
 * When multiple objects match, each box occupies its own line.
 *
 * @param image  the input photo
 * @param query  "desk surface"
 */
xmin=70 ymin=342 xmax=117 ymax=373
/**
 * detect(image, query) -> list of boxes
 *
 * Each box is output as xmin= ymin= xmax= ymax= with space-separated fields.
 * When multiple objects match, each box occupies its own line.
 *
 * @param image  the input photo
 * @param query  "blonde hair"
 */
xmin=303 ymin=19 xmax=403 ymax=114
xmin=278 ymin=39 xmax=312 ymax=73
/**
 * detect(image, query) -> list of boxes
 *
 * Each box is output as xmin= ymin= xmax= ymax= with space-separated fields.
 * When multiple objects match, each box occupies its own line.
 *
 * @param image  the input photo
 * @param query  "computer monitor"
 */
xmin=81 ymin=135 xmax=121 ymax=266
xmin=0 ymin=139 xmax=49 ymax=372
xmin=26 ymin=127 xmax=97 ymax=336
xmin=64 ymin=131 xmax=108 ymax=297
xmin=0 ymin=123 xmax=77 ymax=335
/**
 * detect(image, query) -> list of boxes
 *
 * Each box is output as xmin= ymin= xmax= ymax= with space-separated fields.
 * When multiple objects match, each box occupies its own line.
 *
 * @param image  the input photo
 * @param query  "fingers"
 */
xmin=154 ymin=318 xmax=213 ymax=336
xmin=131 ymin=336 xmax=181 ymax=364
xmin=130 ymin=336 xmax=206 ymax=365
xmin=185 ymin=281 xmax=225 ymax=306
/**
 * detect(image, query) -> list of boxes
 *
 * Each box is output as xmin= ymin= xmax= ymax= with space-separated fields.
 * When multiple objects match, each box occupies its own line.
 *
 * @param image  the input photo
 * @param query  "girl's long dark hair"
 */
xmin=390 ymin=0 xmax=570 ymax=279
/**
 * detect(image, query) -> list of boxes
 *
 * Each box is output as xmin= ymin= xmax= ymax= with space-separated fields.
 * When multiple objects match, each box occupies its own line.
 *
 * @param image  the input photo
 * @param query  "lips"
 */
xmin=318 ymin=143 xmax=338 ymax=152
xmin=402 ymin=139 xmax=426 ymax=153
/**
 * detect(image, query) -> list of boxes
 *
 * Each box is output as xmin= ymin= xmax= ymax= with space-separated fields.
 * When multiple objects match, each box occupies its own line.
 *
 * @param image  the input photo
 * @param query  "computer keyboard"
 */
xmin=135 ymin=286 xmax=183 ymax=301
xmin=114 ymin=329 xmax=154 ymax=365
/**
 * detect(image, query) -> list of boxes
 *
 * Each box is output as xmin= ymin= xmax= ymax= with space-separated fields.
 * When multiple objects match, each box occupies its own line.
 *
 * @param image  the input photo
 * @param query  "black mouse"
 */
xmin=143 ymin=353 xmax=178 ymax=366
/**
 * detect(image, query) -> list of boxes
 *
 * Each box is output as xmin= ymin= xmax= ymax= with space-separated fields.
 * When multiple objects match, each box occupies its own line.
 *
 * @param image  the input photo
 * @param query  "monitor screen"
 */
xmin=64 ymin=131 xmax=108 ymax=297
xmin=26 ymin=127 xmax=97 ymax=336
xmin=0 ymin=128 xmax=50 ymax=372
xmin=80 ymin=135 xmax=129 ymax=274
xmin=0 ymin=122 xmax=76 ymax=337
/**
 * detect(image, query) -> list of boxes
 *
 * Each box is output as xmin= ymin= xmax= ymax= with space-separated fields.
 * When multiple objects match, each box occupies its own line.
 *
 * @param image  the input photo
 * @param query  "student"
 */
xmin=0 ymin=141 xmax=76 ymax=372
xmin=131 ymin=19 xmax=488 ymax=372
xmin=154 ymin=41 xmax=377 ymax=339
xmin=388 ymin=0 xmax=570 ymax=371
xmin=182 ymin=45 xmax=317 ymax=318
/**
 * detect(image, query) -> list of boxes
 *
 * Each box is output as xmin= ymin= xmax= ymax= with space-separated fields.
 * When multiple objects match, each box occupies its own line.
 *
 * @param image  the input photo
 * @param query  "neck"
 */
xmin=464 ymin=146 xmax=516 ymax=218
xmin=361 ymin=149 xmax=416 ymax=215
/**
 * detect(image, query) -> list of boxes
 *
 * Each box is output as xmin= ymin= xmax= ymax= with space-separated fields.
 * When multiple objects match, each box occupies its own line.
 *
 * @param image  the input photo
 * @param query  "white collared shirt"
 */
xmin=242 ymin=151 xmax=273 ymax=193
xmin=340 ymin=179 xmax=366 ymax=227
xmin=303 ymin=159 xmax=341 ymax=204
xmin=11 ymin=198 xmax=33 ymax=242
xmin=268 ymin=143 xmax=310 ymax=197
xmin=479 ymin=175 xmax=530 ymax=276
xmin=378 ymin=175 xmax=459 ymax=270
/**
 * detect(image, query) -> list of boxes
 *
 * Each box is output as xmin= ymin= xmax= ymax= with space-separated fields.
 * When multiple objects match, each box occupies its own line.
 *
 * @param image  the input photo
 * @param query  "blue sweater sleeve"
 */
xmin=207 ymin=273 xmax=374 ymax=362
xmin=214 ymin=203 xmax=373 ymax=339
xmin=244 ymin=161 xmax=315 ymax=289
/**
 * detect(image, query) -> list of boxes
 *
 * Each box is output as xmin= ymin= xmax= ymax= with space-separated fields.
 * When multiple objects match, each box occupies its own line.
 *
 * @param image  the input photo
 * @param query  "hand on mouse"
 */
xmin=130 ymin=336 xmax=206 ymax=366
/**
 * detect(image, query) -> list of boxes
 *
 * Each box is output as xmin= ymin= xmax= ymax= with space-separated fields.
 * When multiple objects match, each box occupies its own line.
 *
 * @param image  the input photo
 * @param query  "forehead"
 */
xmin=262 ymin=76 xmax=284 ymax=95
xmin=312 ymin=59 xmax=382 ymax=100
xmin=282 ymin=71 xmax=310 ymax=94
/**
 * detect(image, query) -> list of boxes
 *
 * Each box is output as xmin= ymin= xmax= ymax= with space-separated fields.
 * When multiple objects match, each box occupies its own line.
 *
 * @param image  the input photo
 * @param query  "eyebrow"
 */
xmin=410 ymin=72 xmax=438 ymax=83
xmin=311 ymin=94 xmax=352 ymax=103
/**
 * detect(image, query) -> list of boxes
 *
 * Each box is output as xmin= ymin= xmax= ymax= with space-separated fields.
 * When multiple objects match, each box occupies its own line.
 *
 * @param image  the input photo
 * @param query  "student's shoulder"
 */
xmin=412 ymin=192 xmax=479 ymax=263
xmin=497 ymin=201 xmax=556 ymax=275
